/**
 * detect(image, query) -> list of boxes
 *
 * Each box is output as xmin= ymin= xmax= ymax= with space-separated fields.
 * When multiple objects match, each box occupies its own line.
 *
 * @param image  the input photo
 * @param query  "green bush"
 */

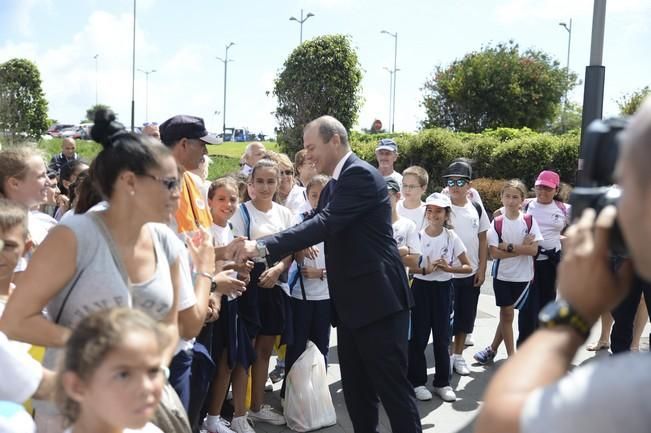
xmin=472 ymin=178 xmax=507 ymax=216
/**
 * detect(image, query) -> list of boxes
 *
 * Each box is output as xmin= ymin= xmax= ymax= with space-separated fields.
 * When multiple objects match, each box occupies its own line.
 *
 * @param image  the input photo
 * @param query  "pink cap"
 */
xmin=535 ymin=170 xmax=560 ymax=188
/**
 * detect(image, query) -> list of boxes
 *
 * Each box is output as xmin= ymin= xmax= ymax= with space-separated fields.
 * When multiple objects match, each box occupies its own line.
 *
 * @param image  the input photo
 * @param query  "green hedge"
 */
xmin=351 ymin=127 xmax=579 ymax=192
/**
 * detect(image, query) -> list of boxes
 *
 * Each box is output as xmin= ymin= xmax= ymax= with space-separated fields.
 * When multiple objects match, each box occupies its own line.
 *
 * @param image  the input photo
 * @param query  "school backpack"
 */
xmin=493 ymin=213 xmax=533 ymax=243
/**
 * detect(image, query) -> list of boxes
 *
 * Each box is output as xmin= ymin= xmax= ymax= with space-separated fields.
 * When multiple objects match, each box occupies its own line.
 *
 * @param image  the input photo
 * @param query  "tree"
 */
xmin=0 ymin=58 xmax=49 ymax=145
xmin=273 ymin=34 xmax=363 ymax=155
xmin=421 ymin=42 xmax=576 ymax=133
xmin=617 ymin=86 xmax=650 ymax=116
xmin=544 ymin=102 xmax=583 ymax=134
xmin=84 ymin=104 xmax=113 ymax=122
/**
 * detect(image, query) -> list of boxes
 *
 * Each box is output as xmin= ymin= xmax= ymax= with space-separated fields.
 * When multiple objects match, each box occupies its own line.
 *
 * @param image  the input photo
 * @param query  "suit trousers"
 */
xmin=337 ymin=309 xmax=422 ymax=433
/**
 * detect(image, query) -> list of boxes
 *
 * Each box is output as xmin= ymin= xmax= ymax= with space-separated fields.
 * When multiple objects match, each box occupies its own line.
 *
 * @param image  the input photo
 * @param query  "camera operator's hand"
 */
xmin=557 ymin=206 xmax=634 ymax=324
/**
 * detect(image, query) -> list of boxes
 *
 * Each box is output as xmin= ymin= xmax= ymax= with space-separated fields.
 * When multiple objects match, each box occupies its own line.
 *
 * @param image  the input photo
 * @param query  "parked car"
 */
xmin=46 ymin=124 xmax=76 ymax=137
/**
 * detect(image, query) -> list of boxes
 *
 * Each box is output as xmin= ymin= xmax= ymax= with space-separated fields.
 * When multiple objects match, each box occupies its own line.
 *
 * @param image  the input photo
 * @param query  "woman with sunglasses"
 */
xmin=2 ymin=110 xmax=211 ymax=433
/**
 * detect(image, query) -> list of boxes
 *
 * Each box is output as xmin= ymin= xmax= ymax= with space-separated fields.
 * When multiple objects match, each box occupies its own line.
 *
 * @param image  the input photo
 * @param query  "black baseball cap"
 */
xmin=384 ymin=176 xmax=401 ymax=193
xmin=443 ymin=160 xmax=472 ymax=179
xmin=159 ymin=115 xmax=219 ymax=147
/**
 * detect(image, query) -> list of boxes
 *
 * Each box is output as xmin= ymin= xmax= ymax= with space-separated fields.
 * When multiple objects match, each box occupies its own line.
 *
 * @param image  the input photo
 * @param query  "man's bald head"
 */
xmin=306 ymin=115 xmax=350 ymax=149
xmin=61 ymin=137 xmax=76 ymax=158
xmin=244 ymin=142 xmax=266 ymax=166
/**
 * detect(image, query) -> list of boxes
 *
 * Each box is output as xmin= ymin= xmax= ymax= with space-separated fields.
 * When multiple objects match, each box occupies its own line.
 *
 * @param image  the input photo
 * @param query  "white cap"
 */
xmin=425 ymin=192 xmax=451 ymax=208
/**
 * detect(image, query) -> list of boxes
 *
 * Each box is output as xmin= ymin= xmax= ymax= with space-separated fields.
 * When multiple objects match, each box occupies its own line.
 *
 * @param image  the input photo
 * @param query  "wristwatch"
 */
xmin=198 ymin=272 xmax=218 ymax=293
xmin=507 ymin=243 xmax=514 ymax=253
xmin=538 ymin=299 xmax=591 ymax=341
xmin=255 ymin=240 xmax=269 ymax=263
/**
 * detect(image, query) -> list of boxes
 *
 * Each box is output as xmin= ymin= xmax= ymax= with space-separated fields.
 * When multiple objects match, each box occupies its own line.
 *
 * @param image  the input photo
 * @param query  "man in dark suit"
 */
xmin=236 ymin=115 xmax=422 ymax=433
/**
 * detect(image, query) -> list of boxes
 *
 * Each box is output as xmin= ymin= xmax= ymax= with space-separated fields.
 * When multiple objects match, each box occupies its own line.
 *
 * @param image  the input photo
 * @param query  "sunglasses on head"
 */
xmin=446 ymin=178 xmax=469 ymax=188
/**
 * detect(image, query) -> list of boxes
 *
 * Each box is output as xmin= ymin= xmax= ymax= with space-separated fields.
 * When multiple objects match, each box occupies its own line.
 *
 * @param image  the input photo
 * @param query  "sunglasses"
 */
xmin=141 ymin=174 xmax=181 ymax=191
xmin=280 ymin=170 xmax=294 ymax=176
xmin=446 ymin=178 xmax=469 ymax=188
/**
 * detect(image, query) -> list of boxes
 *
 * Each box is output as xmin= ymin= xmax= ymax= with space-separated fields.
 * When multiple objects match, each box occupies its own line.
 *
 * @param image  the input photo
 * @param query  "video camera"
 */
xmin=569 ymin=118 xmax=628 ymax=257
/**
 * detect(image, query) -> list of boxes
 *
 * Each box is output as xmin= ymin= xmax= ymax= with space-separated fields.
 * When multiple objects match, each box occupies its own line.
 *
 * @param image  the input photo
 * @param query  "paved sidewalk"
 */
xmin=241 ymin=279 xmax=650 ymax=433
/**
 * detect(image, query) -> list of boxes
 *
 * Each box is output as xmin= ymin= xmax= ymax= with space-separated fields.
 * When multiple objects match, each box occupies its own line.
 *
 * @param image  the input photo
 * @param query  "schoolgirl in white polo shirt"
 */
xmin=407 ymin=193 xmax=471 ymax=403
xmin=474 ymin=180 xmax=543 ymax=365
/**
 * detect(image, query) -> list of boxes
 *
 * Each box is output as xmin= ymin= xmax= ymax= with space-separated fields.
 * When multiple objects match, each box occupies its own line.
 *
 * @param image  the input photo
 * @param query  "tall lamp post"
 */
xmin=130 ymin=0 xmax=137 ymax=132
xmin=559 ymin=18 xmax=572 ymax=132
xmin=216 ymin=42 xmax=235 ymax=139
xmin=383 ymin=67 xmax=394 ymax=129
xmin=93 ymin=54 xmax=99 ymax=106
xmin=289 ymin=9 xmax=315 ymax=44
xmin=381 ymin=30 xmax=398 ymax=133
xmin=137 ymin=68 xmax=156 ymax=122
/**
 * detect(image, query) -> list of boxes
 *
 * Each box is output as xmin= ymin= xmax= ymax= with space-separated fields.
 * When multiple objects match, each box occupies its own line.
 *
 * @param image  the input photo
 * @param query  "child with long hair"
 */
xmin=408 ymin=193 xmax=472 ymax=403
xmin=57 ymin=308 xmax=171 ymax=433
xmin=474 ymin=180 xmax=542 ymax=364
xmin=228 ymin=159 xmax=294 ymax=432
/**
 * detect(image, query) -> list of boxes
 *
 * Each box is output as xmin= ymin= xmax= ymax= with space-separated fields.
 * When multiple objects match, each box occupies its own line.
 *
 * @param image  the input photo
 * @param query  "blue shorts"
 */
xmin=493 ymin=279 xmax=530 ymax=309
xmin=452 ymin=275 xmax=480 ymax=334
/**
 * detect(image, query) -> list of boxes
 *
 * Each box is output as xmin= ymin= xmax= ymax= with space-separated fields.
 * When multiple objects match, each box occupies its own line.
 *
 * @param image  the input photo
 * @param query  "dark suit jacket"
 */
xmin=262 ymin=153 xmax=413 ymax=329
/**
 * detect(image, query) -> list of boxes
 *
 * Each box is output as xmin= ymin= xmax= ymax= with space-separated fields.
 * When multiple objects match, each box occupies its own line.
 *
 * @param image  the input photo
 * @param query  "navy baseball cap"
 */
xmin=376 ymin=138 xmax=398 ymax=153
xmin=159 ymin=115 xmax=219 ymax=147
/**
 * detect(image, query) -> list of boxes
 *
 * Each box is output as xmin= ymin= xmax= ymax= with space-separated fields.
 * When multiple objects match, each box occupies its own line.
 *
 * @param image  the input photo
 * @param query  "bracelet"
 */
xmin=197 ymin=271 xmax=214 ymax=282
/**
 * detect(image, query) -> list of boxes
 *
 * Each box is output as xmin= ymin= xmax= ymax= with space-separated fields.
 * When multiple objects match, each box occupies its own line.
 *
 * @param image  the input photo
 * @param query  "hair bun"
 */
xmin=91 ymin=109 xmax=126 ymax=148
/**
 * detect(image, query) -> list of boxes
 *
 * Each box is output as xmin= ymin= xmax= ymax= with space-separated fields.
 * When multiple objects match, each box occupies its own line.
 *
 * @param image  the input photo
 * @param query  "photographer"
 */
xmin=475 ymin=98 xmax=651 ymax=433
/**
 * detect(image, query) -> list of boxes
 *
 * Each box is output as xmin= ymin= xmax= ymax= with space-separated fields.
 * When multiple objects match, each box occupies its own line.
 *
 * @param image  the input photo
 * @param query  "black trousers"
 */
xmin=611 ymin=273 xmax=651 ymax=353
xmin=338 ymin=309 xmax=422 ymax=433
xmin=518 ymin=259 xmax=558 ymax=346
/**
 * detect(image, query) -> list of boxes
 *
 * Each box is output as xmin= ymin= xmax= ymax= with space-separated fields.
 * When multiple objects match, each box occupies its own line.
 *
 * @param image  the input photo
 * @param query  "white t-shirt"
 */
xmin=520 ymin=352 xmax=651 ymax=433
xmin=387 ymin=170 xmax=403 ymax=187
xmin=392 ymin=217 xmax=421 ymax=253
xmin=524 ymin=199 xmax=570 ymax=256
xmin=284 ymin=184 xmax=311 ymax=216
xmin=487 ymin=213 xmax=543 ymax=282
xmin=414 ymin=228 xmax=466 ymax=282
xmin=290 ymin=241 xmax=329 ymax=301
xmin=14 ymin=210 xmax=58 ymax=272
xmin=231 ymin=201 xmax=294 ymax=241
xmin=397 ymin=199 xmax=426 ymax=231
xmin=231 ymin=201 xmax=295 ymax=292
xmin=0 ymin=331 xmax=43 ymax=403
xmin=63 ymin=424 xmax=162 ymax=433
xmin=450 ymin=200 xmax=490 ymax=277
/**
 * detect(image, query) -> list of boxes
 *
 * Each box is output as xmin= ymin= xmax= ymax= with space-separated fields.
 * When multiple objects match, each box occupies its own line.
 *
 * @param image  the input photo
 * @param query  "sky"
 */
xmin=1 ymin=0 xmax=650 ymax=135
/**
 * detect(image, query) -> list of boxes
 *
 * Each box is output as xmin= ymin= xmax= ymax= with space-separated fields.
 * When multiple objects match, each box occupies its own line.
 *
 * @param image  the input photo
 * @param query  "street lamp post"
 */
xmin=93 ymin=54 xmax=99 ymax=106
xmin=381 ymin=30 xmax=398 ymax=133
xmin=289 ymin=9 xmax=315 ymax=44
xmin=559 ymin=18 xmax=572 ymax=131
xmin=130 ymin=0 xmax=137 ymax=132
xmin=137 ymin=68 xmax=156 ymax=122
xmin=383 ymin=67 xmax=393 ymax=130
xmin=216 ymin=42 xmax=235 ymax=139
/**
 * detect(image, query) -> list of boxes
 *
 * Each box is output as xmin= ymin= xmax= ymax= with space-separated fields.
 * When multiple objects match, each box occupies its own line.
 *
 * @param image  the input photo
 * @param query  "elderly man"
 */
xmin=236 ymin=116 xmax=422 ymax=433
xmin=476 ymin=98 xmax=651 ymax=433
xmin=239 ymin=141 xmax=266 ymax=176
xmin=375 ymin=138 xmax=402 ymax=185
xmin=48 ymin=137 xmax=78 ymax=174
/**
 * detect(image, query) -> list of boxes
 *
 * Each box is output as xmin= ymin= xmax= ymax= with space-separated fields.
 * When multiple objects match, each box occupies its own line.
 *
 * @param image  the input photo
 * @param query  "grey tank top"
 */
xmin=42 ymin=213 xmax=183 ymax=370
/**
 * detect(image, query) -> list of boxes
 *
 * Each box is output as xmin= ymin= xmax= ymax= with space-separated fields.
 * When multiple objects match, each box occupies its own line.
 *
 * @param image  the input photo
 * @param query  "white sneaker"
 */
xmin=465 ymin=334 xmax=475 ymax=346
xmin=453 ymin=355 xmax=471 ymax=376
xmin=204 ymin=415 xmax=236 ymax=433
xmin=248 ymin=404 xmax=286 ymax=425
xmin=230 ymin=415 xmax=256 ymax=433
xmin=413 ymin=385 xmax=432 ymax=401
xmin=264 ymin=379 xmax=273 ymax=392
xmin=433 ymin=385 xmax=457 ymax=402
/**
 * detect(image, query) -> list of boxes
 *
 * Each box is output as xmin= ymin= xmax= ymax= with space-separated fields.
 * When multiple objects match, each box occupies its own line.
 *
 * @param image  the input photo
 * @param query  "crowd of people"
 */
xmin=0 ymin=105 xmax=649 ymax=433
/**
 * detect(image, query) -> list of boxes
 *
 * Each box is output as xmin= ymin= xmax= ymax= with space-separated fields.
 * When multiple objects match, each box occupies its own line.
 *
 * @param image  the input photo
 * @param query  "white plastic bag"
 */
xmin=284 ymin=341 xmax=337 ymax=432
